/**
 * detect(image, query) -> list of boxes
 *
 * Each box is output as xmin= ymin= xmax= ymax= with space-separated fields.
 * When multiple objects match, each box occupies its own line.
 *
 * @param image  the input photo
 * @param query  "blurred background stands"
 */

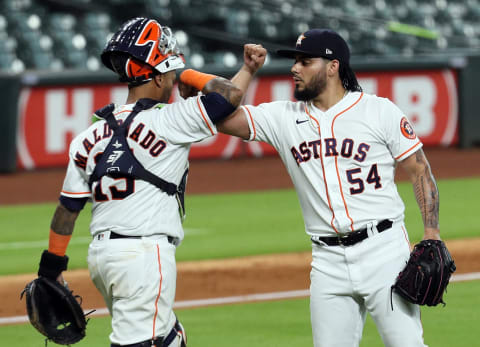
xmin=0 ymin=0 xmax=479 ymax=73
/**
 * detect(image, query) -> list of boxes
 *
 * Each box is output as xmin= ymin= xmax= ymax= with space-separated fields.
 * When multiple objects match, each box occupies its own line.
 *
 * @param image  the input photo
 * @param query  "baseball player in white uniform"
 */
xmin=218 ymin=29 xmax=441 ymax=346
xmin=36 ymin=17 xmax=247 ymax=347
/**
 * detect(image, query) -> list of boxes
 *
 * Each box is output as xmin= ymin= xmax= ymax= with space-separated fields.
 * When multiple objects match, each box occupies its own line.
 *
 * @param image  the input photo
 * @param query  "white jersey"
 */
xmin=242 ymin=91 xmax=422 ymax=237
xmin=61 ymin=96 xmax=216 ymax=240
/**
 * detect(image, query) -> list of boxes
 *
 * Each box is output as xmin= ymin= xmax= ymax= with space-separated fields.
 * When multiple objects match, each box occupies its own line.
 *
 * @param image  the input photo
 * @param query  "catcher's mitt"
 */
xmin=21 ymin=277 xmax=88 ymax=345
xmin=392 ymin=239 xmax=456 ymax=306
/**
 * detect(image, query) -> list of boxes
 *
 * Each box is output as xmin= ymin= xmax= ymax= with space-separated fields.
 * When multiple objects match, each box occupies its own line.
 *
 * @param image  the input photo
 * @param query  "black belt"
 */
xmin=109 ymin=231 xmax=177 ymax=245
xmin=311 ymin=219 xmax=393 ymax=247
xmin=110 ymin=319 xmax=180 ymax=347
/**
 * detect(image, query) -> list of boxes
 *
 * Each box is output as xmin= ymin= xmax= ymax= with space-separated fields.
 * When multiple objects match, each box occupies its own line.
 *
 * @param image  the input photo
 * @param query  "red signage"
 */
xmin=17 ymin=69 xmax=458 ymax=169
xmin=356 ymin=70 xmax=458 ymax=146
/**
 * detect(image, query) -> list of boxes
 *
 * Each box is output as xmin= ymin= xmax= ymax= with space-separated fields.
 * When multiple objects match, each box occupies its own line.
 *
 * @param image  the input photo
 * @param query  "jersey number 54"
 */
xmin=346 ymin=164 xmax=382 ymax=195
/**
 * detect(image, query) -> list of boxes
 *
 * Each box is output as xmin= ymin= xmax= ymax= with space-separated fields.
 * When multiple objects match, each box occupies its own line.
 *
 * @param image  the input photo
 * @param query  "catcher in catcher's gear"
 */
xmin=21 ymin=16 xmax=265 ymax=347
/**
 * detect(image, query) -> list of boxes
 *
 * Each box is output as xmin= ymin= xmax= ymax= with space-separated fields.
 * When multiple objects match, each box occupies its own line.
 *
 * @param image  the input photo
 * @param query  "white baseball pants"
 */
xmin=88 ymin=232 xmax=178 ymax=345
xmin=310 ymin=222 xmax=427 ymax=347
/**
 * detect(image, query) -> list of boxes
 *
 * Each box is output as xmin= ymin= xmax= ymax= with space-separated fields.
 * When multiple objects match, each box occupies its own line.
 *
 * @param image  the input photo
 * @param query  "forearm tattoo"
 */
xmin=203 ymin=78 xmax=242 ymax=107
xmin=413 ymin=150 xmax=439 ymax=229
xmin=50 ymin=204 xmax=78 ymax=236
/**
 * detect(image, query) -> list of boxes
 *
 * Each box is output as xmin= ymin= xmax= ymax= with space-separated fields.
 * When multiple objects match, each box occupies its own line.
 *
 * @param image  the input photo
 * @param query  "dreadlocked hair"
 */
xmin=339 ymin=64 xmax=362 ymax=92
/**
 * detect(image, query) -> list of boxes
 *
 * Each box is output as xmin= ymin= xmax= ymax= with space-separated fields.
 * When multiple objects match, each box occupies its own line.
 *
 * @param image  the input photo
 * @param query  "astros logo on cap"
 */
xmin=296 ymin=33 xmax=306 ymax=47
xmin=400 ymin=117 xmax=416 ymax=139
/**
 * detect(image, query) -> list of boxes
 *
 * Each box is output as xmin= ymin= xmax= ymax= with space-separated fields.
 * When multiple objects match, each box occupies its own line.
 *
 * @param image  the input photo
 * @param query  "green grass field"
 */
xmin=0 ymin=177 xmax=478 ymax=346
xmin=0 ymin=177 xmax=478 ymax=275
xmin=2 ymin=279 xmax=478 ymax=346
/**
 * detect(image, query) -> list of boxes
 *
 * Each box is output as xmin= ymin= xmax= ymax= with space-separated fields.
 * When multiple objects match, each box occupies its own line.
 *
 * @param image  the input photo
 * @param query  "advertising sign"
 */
xmin=17 ymin=69 xmax=458 ymax=169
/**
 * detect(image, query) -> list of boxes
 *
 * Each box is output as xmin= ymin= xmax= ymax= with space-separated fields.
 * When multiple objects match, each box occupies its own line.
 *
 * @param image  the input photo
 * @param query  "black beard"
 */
xmin=294 ymin=85 xmax=321 ymax=101
xmin=293 ymin=73 xmax=327 ymax=101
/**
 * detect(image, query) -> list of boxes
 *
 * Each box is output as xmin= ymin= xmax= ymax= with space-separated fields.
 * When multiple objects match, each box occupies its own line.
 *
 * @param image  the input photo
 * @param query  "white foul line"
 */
xmin=449 ymin=272 xmax=480 ymax=282
xmin=173 ymin=289 xmax=310 ymax=309
xmin=0 ymin=237 xmax=91 ymax=250
xmin=0 ymin=229 xmax=206 ymax=251
xmin=1 ymin=272 xmax=479 ymax=326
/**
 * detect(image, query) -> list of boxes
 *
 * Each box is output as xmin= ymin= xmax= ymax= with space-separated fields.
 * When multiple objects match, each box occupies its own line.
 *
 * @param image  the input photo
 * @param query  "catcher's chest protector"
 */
xmin=88 ymin=98 xmax=188 ymax=215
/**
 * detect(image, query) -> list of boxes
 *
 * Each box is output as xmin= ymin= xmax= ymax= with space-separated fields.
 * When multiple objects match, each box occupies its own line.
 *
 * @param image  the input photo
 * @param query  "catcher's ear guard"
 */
xmin=21 ymin=277 xmax=93 ymax=346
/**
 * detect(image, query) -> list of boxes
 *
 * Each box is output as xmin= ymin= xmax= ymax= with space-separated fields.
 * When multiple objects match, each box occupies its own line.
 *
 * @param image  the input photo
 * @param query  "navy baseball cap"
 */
xmin=277 ymin=29 xmax=350 ymax=65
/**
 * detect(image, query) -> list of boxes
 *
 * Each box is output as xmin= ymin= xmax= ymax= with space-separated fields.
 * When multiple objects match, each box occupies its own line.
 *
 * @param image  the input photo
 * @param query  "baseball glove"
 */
xmin=392 ymin=239 xmax=456 ymax=306
xmin=21 ymin=276 xmax=88 ymax=345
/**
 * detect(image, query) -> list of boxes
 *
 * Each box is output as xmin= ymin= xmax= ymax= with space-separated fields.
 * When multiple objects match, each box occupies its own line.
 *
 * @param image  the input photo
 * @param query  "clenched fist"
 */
xmin=243 ymin=44 xmax=267 ymax=75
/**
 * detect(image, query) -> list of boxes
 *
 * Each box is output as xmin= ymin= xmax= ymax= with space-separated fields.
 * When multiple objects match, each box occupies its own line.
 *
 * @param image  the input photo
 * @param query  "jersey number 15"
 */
xmin=93 ymin=177 xmax=135 ymax=201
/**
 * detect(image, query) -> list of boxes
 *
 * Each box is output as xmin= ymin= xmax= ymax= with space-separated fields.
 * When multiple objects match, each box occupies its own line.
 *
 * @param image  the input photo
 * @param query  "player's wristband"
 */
xmin=38 ymin=250 xmax=69 ymax=279
xmin=180 ymin=69 xmax=217 ymax=91
xmin=48 ymin=229 xmax=72 ymax=256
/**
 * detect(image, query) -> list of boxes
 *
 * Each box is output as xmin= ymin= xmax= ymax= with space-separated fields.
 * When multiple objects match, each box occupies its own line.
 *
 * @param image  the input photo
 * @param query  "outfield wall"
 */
xmin=1 ymin=55 xmax=479 ymax=172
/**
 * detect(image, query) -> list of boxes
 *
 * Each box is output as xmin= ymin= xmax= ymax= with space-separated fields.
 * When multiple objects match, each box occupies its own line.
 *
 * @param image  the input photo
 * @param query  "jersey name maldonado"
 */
xmin=73 ymin=120 xmax=167 ymax=170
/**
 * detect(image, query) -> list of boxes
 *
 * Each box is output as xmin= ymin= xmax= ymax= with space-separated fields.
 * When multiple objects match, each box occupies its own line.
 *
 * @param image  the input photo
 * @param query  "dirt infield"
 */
xmin=0 ymin=147 xmax=479 ymax=318
xmin=1 ymin=238 xmax=480 ymax=318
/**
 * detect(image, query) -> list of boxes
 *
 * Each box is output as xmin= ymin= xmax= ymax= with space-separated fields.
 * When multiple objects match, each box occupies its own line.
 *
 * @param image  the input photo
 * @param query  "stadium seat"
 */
xmin=47 ymin=13 xmax=76 ymax=34
xmin=0 ymin=0 xmax=479 ymax=72
xmin=465 ymin=2 xmax=480 ymax=21
xmin=1 ymin=0 xmax=34 ymax=13
xmin=0 ymin=35 xmax=16 ymax=54
xmin=0 ymin=14 xmax=7 ymax=32
xmin=0 ymin=53 xmax=14 ymax=69
xmin=79 ymin=13 xmax=112 ymax=56
xmin=225 ymin=9 xmax=250 ymax=37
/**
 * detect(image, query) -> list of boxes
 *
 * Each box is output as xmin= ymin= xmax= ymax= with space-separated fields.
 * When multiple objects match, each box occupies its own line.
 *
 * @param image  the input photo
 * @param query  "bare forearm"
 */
xmin=412 ymin=151 xmax=440 ymax=237
xmin=50 ymin=203 xmax=79 ymax=236
xmin=231 ymin=65 xmax=256 ymax=95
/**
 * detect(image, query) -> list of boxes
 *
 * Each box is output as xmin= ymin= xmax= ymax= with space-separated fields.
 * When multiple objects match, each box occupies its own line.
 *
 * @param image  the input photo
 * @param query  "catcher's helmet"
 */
xmin=101 ymin=17 xmax=185 ymax=84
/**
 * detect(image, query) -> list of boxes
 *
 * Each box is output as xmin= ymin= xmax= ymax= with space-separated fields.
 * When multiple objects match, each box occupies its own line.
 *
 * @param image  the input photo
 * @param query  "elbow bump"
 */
xmin=201 ymin=92 xmax=238 ymax=124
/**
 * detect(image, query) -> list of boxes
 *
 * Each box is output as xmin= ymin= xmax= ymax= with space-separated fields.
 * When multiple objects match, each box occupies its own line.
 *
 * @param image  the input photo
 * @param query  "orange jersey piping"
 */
xmin=61 ymin=190 xmax=90 ymax=195
xmin=152 ymin=244 xmax=163 ymax=340
xmin=331 ymin=92 xmax=364 ymax=231
xmin=304 ymin=104 xmax=339 ymax=234
xmin=196 ymin=97 xmax=215 ymax=136
xmin=394 ymin=141 xmax=422 ymax=161
xmin=401 ymin=225 xmax=411 ymax=247
xmin=243 ymin=106 xmax=256 ymax=140
xmin=113 ymin=109 xmax=132 ymax=116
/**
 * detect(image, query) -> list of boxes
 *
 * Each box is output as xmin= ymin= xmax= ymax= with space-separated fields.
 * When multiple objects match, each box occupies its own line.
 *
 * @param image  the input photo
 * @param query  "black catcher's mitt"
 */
xmin=21 ymin=276 xmax=88 ymax=345
xmin=392 ymin=239 xmax=456 ymax=306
